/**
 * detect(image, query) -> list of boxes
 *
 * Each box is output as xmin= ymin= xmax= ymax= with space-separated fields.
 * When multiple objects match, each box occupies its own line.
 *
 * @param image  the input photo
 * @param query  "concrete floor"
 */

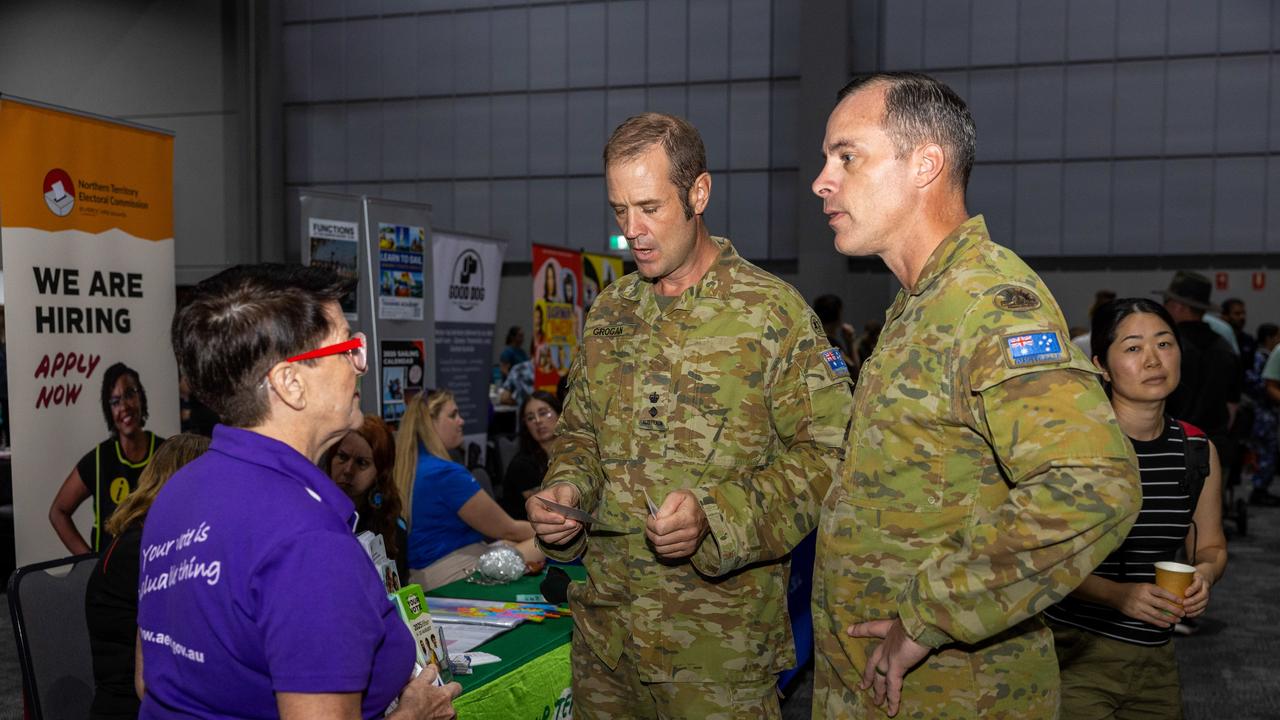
xmin=3 ymin=503 xmax=1277 ymax=719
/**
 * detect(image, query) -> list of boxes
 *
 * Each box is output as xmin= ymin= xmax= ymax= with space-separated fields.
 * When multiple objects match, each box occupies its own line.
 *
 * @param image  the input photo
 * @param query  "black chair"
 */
xmin=8 ymin=553 xmax=99 ymax=719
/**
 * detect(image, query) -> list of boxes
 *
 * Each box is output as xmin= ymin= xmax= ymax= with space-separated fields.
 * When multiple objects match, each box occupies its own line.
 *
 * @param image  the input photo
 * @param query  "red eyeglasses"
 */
xmin=286 ymin=332 xmax=368 ymax=376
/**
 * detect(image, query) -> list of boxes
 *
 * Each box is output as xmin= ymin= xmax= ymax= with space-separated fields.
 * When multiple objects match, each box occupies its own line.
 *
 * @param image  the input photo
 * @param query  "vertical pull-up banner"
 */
xmin=581 ymin=251 xmax=623 ymax=317
xmin=531 ymin=244 xmax=583 ymax=393
xmin=0 ymin=95 xmax=179 ymax=565
xmin=432 ymin=232 xmax=506 ymax=466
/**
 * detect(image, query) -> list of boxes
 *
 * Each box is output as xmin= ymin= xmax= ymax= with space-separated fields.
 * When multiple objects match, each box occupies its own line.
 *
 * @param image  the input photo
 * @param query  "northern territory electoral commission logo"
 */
xmin=448 ymin=249 xmax=485 ymax=311
xmin=43 ymin=168 xmax=75 ymax=216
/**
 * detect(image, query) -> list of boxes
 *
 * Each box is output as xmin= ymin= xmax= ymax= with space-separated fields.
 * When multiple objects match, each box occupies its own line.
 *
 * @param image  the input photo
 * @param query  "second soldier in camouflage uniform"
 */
xmin=529 ymin=113 xmax=853 ymax=719
xmin=810 ymin=74 xmax=1142 ymax=718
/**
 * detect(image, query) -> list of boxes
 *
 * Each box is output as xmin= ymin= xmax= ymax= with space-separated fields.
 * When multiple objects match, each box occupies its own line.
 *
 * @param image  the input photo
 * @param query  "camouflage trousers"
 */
xmin=811 ymin=616 xmax=1060 ymax=719
xmin=1052 ymin=623 xmax=1183 ymax=720
xmin=571 ymin=629 xmax=782 ymax=720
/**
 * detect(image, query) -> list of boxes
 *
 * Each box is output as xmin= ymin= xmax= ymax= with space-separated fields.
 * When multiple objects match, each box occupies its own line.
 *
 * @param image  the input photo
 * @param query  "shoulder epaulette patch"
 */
xmin=1003 ymin=331 xmax=1065 ymax=367
xmin=994 ymin=285 xmax=1042 ymax=312
xmin=810 ymin=313 xmax=825 ymax=338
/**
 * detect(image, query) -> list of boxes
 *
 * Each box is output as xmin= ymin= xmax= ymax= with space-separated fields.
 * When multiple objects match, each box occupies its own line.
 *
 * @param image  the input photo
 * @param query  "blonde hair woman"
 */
xmin=394 ymin=390 xmax=544 ymax=590
xmin=85 ymin=433 xmax=210 ymax=720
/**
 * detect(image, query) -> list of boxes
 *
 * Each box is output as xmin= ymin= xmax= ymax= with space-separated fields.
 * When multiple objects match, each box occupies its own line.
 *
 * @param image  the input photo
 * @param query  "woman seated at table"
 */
xmin=394 ymin=390 xmax=544 ymax=590
xmin=85 ymin=433 xmax=209 ymax=720
xmin=322 ymin=414 xmax=409 ymax=579
xmin=502 ymin=391 xmax=561 ymax=520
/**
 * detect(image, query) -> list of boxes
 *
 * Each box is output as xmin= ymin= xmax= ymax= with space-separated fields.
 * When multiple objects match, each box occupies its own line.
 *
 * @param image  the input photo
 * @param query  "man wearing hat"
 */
xmin=1157 ymin=270 xmax=1242 ymax=457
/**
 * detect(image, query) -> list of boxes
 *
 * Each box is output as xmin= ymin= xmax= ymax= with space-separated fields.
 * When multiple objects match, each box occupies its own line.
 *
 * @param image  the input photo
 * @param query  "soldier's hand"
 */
xmin=644 ymin=490 xmax=709 ymax=559
xmin=1114 ymin=582 xmax=1184 ymax=627
xmin=526 ymin=483 xmax=584 ymax=546
xmin=848 ymin=618 xmax=930 ymax=718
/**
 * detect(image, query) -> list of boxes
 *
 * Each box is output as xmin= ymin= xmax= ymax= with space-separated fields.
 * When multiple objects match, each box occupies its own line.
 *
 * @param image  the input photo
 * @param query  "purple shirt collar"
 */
xmin=210 ymin=424 xmax=356 ymax=528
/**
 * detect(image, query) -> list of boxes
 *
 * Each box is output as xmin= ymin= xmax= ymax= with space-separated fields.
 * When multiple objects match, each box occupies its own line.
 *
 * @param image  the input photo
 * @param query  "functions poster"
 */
xmin=307 ymin=217 xmax=359 ymax=319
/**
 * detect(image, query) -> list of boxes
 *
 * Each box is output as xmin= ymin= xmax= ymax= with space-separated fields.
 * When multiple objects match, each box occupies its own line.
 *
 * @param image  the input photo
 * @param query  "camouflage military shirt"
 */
xmin=541 ymin=236 xmax=853 ymax=682
xmin=812 ymin=216 xmax=1141 ymax=718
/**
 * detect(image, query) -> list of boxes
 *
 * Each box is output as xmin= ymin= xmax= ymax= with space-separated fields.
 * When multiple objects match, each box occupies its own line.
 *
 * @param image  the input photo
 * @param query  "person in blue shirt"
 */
xmin=393 ymin=389 xmax=543 ymax=590
xmin=498 ymin=325 xmax=529 ymax=380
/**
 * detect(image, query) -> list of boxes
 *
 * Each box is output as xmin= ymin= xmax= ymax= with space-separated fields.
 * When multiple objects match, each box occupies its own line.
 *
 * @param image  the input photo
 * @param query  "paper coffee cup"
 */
xmin=1154 ymin=561 xmax=1196 ymax=597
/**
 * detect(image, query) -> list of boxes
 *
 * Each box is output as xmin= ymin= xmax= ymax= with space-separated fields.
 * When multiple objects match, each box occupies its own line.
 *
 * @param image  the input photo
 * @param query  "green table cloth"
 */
xmin=426 ymin=565 xmax=585 ymax=719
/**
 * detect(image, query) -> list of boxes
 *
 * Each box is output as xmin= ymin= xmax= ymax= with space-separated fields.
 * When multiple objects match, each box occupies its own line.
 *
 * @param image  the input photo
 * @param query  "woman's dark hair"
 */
xmin=320 ymin=415 xmax=403 ymax=562
xmin=505 ymin=325 xmax=523 ymax=344
xmin=99 ymin=362 xmax=148 ymax=436
xmin=518 ymin=390 xmax=562 ymax=471
xmin=1090 ymin=297 xmax=1181 ymax=371
xmin=171 ymin=263 xmax=355 ymax=427
xmin=1257 ymin=323 xmax=1279 ymax=347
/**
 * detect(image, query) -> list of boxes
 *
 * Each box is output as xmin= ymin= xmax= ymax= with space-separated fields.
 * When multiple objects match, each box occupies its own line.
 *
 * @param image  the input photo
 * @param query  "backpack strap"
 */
xmin=1176 ymin=419 xmax=1211 ymax=501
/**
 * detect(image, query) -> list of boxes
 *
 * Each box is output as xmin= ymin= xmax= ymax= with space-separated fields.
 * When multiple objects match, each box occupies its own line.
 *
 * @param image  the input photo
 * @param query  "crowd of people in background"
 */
xmin=33 ymin=70 xmax=1279 ymax=719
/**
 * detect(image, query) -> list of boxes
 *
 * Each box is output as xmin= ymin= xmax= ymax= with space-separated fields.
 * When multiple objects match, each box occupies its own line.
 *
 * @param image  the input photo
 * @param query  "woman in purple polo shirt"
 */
xmin=138 ymin=264 xmax=459 ymax=719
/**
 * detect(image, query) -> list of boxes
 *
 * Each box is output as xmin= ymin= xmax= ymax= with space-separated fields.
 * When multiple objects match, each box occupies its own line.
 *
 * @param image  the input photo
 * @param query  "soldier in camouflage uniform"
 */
xmin=528 ymin=112 xmax=853 ymax=719
xmin=810 ymin=73 xmax=1142 ymax=718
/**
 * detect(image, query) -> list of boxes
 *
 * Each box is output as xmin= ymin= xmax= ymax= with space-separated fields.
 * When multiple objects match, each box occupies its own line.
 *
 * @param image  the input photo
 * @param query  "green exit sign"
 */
xmin=608 ymin=235 xmax=629 ymax=252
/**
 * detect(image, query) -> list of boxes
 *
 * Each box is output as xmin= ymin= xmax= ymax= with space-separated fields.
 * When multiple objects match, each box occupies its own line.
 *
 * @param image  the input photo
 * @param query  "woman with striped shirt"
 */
xmin=1046 ymin=298 xmax=1228 ymax=719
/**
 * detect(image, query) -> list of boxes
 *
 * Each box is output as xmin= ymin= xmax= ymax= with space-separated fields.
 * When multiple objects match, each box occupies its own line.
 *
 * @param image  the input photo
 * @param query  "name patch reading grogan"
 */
xmin=591 ymin=324 xmax=636 ymax=338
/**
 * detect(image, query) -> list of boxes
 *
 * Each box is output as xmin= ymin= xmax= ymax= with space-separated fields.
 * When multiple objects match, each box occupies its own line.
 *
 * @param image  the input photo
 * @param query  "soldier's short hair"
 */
xmin=172 ymin=263 xmax=354 ymax=427
xmin=837 ymin=72 xmax=976 ymax=192
xmin=604 ymin=112 xmax=707 ymax=219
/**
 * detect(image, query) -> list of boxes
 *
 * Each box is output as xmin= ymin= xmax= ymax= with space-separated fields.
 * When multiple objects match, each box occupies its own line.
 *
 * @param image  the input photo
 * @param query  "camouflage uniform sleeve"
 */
xmin=896 ymin=302 xmax=1142 ymax=648
xmin=538 ymin=350 xmax=602 ymax=562
xmin=689 ymin=307 xmax=853 ymax=577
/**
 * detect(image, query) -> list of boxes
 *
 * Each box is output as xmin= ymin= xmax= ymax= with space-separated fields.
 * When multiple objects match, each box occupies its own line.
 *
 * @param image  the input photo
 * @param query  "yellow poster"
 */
xmin=0 ymin=96 xmax=178 ymax=564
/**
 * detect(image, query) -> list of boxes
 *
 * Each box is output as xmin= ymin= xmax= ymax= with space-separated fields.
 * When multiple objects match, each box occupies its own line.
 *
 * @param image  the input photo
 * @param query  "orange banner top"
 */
xmin=0 ymin=97 xmax=173 ymax=241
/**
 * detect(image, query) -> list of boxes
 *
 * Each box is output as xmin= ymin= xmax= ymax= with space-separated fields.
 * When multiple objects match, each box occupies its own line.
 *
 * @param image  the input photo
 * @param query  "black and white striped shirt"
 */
xmin=1044 ymin=417 xmax=1204 ymax=646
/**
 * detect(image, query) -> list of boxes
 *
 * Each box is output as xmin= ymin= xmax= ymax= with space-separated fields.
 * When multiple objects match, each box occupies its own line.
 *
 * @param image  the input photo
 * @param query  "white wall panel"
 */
xmin=529 ymin=93 xmax=568 ymax=175
xmin=967 ymin=69 xmax=1016 ymax=161
xmin=1116 ymin=0 xmax=1167 ymax=57
xmin=311 ymin=23 xmax=346 ymax=102
xmin=567 ymin=91 xmax=606 ymax=175
xmin=1111 ymin=160 xmax=1162 ymax=255
xmin=344 ymin=19 xmax=381 ymax=100
xmin=689 ymin=0 xmax=730 ymax=80
xmin=728 ymin=172 xmax=768 ymax=257
xmin=1062 ymin=162 xmax=1112 ymax=256
xmin=1014 ymin=163 xmax=1063 ymax=256
xmin=383 ymin=101 xmax=420 ymax=181
xmin=1018 ymin=0 xmax=1066 ymax=63
xmin=1213 ymin=157 xmax=1266 ymax=252
xmin=491 ymin=179 xmax=529 ymax=248
xmin=730 ymin=0 xmax=771 ymax=78
xmin=1113 ymin=61 xmax=1164 ymax=156
xmin=1219 ymin=0 xmax=1273 ymax=52
xmin=606 ymin=1 xmax=646 ymax=85
xmin=567 ymin=3 xmax=606 ymax=88
xmin=1064 ymin=64 xmax=1114 ymax=158
xmin=1161 ymin=159 xmax=1213 ymax=254
xmin=970 ymin=0 xmax=1018 ymax=66
xmin=530 ymin=5 xmax=568 ymax=90
xmin=455 ymin=181 xmax=492 ymax=235
xmin=567 ymin=177 xmax=606 ymax=249
xmin=419 ymin=14 xmax=456 ymax=96
xmin=381 ymin=17 xmax=418 ymax=98
xmin=1164 ymin=58 xmax=1216 ymax=155
xmin=283 ymin=24 xmax=311 ymax=103
xmin=687 ymin=83 xmax=729 ymax=168
xmin=882 ymin=0 xmax=923 ymax=70
xmin=528 ymin=179 xmax=567 ymax=245
xmin=418 ymin=99 xmax=455 ymax=177
xmin=454 ymin=12 xmax=491 ymax=93
xmin=1016 ymin=67 xmax=1064 ymax=160
xmin=345 ymin=103 xmax=382 ymax=181
xmin=1168 ymin=0 xmax=1218 ymax=55
xmin=923 ymin=0 xmax=969 ymax=68
xmin=648 ymin=0 xmax=688 ymax=84
xmin=1067 ymin=0 xmax=1116 ymax=60
xmin=1216 ymin=56 xmax=1270 ymax=153
xmin=453 ymin=97 xmax=491 ymax=178
xmin=730 ymin=82 xmax=770 ymax=169
xmin=491 ymin=8 xmax=529 ymax=93
xmin=490 ymin=95 xmax=530 ymax=177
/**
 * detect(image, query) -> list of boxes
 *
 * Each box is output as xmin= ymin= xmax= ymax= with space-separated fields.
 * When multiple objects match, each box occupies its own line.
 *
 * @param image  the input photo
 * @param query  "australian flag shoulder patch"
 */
xmin=1003 ymin=331 xmax=1066 ymax=367
xmin=822 ymin=347 xmax=850 ymax=377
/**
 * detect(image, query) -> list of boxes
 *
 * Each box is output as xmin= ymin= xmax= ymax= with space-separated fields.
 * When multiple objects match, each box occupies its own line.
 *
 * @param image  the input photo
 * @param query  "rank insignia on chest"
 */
xmin=993 ymin=285 xmax=1042 ymax=311
xmin=821 ymin=348 xmax=850 ymax=377
xmin=1003 ymin=331 xmax=1065 ymax=366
